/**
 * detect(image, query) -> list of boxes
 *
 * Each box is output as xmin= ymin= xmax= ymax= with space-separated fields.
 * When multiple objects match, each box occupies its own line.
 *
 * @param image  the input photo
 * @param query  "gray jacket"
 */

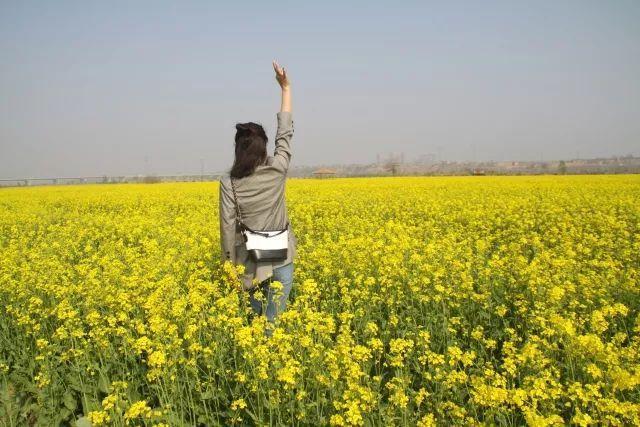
xmin=219 ymin=111 xmax=297 ymax=290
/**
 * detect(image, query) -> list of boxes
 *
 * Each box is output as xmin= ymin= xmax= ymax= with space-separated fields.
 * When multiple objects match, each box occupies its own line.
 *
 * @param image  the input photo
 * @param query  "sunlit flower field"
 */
xmin=1 ymin=175 xmax=639 ymax=426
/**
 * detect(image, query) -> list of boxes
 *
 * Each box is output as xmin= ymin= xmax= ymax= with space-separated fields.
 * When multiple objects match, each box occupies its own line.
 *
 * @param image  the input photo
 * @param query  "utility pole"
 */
xmin=200 ymin=158 xmax=204 ymax=182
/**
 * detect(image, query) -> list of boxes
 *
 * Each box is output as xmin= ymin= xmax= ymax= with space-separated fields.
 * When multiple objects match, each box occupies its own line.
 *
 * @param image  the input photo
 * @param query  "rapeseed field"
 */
xmin=0 ymin=175 xmax=639 ymax=426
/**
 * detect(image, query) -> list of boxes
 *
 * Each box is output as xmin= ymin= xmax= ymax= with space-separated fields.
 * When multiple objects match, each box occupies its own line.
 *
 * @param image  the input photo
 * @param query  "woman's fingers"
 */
xmin=273 ymin=60 xmax=289 ymax=88
xmin=273 ymin=60 xmax=285 ymax=77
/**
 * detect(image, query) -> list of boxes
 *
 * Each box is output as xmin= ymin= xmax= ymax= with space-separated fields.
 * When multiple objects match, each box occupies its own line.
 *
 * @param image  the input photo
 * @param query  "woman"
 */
xmin=219 ymin=60 xmax=297 ymax=332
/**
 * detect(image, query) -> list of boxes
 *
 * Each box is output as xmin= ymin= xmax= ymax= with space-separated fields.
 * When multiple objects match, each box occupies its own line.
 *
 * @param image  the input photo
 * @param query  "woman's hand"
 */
xmin=273 ymin=60 xmax=290 ymax=90
xmin=273 ymin=60 xmax=291 ymax=112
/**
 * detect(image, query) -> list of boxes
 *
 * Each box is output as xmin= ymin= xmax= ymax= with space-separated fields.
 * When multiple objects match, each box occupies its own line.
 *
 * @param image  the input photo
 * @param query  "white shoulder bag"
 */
xmin=230 ymin=177 xmax=289 ymax=262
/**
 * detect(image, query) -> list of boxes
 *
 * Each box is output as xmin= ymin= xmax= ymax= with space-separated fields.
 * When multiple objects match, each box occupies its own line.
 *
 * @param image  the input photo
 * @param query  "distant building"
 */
xmin=312 ymin=168 xmax=337 ymax=178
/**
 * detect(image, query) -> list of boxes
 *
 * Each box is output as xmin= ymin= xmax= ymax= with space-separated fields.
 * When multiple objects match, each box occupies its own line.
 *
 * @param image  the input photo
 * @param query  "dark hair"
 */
xmin=230 ymin=122 xmax=268 ymax=179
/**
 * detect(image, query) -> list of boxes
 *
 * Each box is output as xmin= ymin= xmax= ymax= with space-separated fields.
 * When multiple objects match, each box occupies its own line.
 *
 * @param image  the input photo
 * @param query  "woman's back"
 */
xmin=219 ymin=106 xmax=297 ymax=291
xmin=220 ymin=144 xmax=292 ymax=233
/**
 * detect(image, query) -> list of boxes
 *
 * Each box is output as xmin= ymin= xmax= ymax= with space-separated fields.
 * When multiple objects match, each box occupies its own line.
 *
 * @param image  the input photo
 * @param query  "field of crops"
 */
xmin=1 ymin=175 xmax=639 ymax=426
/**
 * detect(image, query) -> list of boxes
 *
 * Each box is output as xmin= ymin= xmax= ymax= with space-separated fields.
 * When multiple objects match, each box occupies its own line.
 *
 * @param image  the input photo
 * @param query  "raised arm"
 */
xmin=273 ymin=60 xmax=291 ymax=112
xmin=272 ymin=60 xmax=294 ymax=173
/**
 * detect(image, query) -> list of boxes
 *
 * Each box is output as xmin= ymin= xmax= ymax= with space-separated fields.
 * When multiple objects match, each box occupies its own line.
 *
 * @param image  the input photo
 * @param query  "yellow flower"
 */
xmin=231 ymin=398 xmax=247 ymax=411
xmin=329 ymin=414 xmax=345 ymax=426
xmin=2 ymin=175 xmax=639 ymax=426
xmin=88 ymin=410 xmax=111 ymax=426
xmin=417 ymin=414 xmax=436 ymax=427
xmin=124 ymin=400 xmax=152 ymax=421
xmin=101 ymin=394 xmax=118 ymax=411
xmin=147 ymin=350 xmax=166 ymax=368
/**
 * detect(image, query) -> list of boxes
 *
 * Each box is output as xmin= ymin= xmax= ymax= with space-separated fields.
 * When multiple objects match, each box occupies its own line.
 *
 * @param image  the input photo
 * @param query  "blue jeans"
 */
xmin=248 ymin=262 xmax=294 ymax=335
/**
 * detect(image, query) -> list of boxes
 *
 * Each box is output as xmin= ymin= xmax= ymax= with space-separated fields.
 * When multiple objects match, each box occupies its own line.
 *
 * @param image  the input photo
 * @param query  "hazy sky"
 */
xmin=1 ymin=1 xmax=639 ymax=178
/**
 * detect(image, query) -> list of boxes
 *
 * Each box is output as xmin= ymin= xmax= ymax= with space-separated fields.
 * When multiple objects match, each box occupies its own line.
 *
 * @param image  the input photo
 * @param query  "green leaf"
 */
xmin=63 ymin=390 xmax=77 ymax=411
xmin=128 ymin=387 xmax=141 ymax=403
xmin=98 ymin=373 xmax=110 ymax=394
xmin=68 ymin=378 xmax=91 ymax=393
xmin=59 ymin=407 xmax=72 ymax=421
xmin=245 ymin=408 xmax=260 ymax=423
xmin=200 ymin=389 xmax=215 ymax=399
xmin=75 ymin=416 xmax=92 ymax=427
xmin=165 ymin=412 xmax=186 ymax=425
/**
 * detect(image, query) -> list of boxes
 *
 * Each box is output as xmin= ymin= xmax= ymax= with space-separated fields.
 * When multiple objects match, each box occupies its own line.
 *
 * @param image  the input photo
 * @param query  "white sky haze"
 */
xmin=1 ymin=1 xmax=639 ymax=178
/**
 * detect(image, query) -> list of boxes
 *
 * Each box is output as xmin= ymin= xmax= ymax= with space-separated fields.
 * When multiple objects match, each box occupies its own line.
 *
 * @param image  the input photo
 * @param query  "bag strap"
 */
xmin=229 ymin=177 xmax=245 ymax=230
xmin=243 ymin=221 xmax=289 ymax=237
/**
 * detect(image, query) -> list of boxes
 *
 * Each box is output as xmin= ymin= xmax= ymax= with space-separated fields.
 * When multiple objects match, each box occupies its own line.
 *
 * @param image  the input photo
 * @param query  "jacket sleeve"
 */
xmin=272 ymin=111 xmax=294 ymax=174
xmin=219 ymin=181 xmax=237 ymax=263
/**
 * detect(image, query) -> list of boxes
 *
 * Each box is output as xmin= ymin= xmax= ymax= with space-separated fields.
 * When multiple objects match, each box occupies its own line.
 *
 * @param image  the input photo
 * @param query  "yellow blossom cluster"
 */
xmin=1 ymin=175 xmax=639 ymax=425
